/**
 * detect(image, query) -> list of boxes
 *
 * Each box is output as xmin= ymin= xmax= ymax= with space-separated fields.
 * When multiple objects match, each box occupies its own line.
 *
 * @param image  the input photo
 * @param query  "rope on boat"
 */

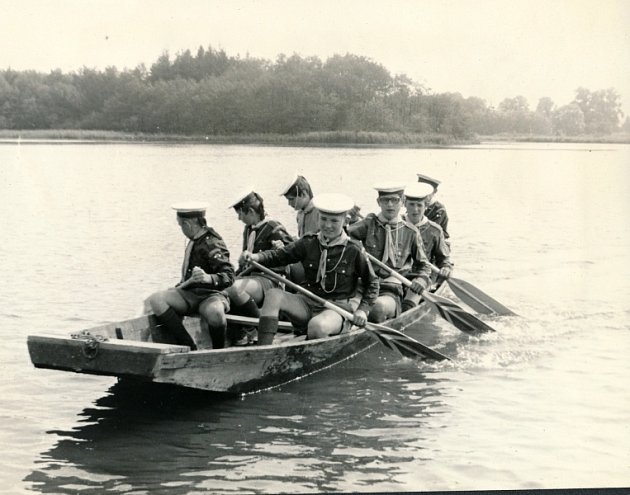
xmin=71 ymin=330 xmax=108 ymax=360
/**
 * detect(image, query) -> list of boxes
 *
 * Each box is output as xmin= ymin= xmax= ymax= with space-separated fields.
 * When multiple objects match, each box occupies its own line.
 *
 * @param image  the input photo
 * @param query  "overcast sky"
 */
xmin=2 ymin=0 xmax=630 ymax=115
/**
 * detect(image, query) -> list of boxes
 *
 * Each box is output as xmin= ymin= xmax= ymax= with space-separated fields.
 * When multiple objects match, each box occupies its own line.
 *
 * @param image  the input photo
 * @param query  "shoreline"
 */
xmin=1 ymin=129 xmax=629 ymax=146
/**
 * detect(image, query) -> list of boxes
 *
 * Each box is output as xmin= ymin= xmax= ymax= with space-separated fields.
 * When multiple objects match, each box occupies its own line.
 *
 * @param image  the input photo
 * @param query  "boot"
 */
xmin=257 ymin=316 xmax=278 ymax=345
xmin=155 ymin=307 xmax=197 ymax=350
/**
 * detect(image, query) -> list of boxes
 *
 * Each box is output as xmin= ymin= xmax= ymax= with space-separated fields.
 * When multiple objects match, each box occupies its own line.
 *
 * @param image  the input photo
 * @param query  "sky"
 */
xmin=2 ymin=0 xmax=630 ymax=116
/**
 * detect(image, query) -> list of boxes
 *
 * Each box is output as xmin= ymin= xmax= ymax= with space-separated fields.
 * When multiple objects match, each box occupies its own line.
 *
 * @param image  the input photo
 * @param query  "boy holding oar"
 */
xmin=347 ymin=184 xmax=432 ymax=321
xmin=240 ymin=193 xmax=379 ymax=344
xmin=402 ymin=182 xmax=453 ymax=310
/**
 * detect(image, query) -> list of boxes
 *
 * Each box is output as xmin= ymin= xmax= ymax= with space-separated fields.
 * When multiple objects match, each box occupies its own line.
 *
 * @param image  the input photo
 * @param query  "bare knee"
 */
xmin=260 ymin=288 xmax=284 ymax=313
xmin=199 ymin=301 xmax=226 ymax=327
xmin=148 ymin=291 xmax=169 ymax=314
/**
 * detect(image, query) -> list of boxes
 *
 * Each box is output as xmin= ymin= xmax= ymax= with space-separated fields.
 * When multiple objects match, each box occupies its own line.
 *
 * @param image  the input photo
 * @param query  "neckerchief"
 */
xmin=182 ymin=227 xmax=208 ymax=281
xmin=316 ymin=231 xmax=348 ymax=289
xmin=297 ymin=200 xmax=315 ymax=237
xmin=246 ymin=217 xmax=269 ymax=252
xmin=377 ymin=213 xmax=402 ymax=266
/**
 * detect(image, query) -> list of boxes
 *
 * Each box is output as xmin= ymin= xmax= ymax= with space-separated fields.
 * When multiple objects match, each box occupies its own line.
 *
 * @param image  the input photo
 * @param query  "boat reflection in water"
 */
xmin=24 ymin=350 xmax=451 ymax=494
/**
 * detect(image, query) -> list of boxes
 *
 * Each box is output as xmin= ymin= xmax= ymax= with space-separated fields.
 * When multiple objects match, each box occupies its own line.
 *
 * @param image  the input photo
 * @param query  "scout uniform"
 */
xmin=255 ymin=193 xmax=379 ymax=344
xmin=403 ymin=182 xmax=453 ymax=273
xmin=279 ymin=173 xmax=320 ymax=237
xmin=174 ymin=204 xmax=235 ymax=304
xmin=417 ymin=173 xmax=450 ymax=240
xmin=347 ymin=185 xmax=432 ymax=306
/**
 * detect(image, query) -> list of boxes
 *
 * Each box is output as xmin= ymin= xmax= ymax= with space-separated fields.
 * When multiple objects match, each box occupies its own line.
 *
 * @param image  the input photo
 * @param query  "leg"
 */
xmin=368 ymin=294 xmax=398 ymax=323
xmin=225 ymin=278 xmax=262 ymax=317
xmin=198 ymin=296 xmax=229 ymax=349
xmin=147 ymin=289 xmax=196 ymax=349
xmin=307 ymin=310 xmax=345 ymax=340
xmin=258 ymin=289 xmax=311 ymax=345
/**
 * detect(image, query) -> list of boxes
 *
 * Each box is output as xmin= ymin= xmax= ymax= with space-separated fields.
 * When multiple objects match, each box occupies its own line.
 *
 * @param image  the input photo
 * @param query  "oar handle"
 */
xmin=248 ymin=260 xmax=354 ymax=320
xmin=248 ymin=259 xmax=451 ymax=361
xmin=364 ymin=252 xmax=412 ymax=287
xmin=365 ymin=252 xmax=444 ymax=305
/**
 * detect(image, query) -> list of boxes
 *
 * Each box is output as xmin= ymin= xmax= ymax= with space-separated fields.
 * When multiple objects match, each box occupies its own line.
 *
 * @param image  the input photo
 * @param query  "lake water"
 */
xmin=0 ymin=141 xmax=628 ymax=494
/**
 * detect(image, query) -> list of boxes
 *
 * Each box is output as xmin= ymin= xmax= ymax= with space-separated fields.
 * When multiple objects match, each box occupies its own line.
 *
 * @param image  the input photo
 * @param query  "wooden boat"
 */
xmin=27 ymin=283 xmax=447 ymax=395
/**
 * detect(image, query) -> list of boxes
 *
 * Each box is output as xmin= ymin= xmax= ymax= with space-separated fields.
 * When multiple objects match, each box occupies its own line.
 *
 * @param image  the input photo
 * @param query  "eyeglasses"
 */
xmin=378 ymin=196 xmax=401 ymax=205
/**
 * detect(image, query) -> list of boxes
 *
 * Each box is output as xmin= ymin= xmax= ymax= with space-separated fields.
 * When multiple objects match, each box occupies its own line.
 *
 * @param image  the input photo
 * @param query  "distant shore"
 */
xmin=1 ymin=129 xmax=629 ymax=146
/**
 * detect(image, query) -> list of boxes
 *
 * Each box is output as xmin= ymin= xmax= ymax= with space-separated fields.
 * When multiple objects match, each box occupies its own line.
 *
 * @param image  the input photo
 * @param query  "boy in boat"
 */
xmin=240 ymin=193 xmax=379 ymax=345
xmin=147 ymin=203 xmax=235 ymax=350
xmin=417 ymin=173 xmax=450 ymax=241
xmin=280 ymin=173 xmax=319 ymax=238
xmin=346 ymin=183 xmax=432 ymax=323
xmin=223 ymin=189 xmax=294 ymax=344
xmin=401 ymin=182 xmax=453 ymax=311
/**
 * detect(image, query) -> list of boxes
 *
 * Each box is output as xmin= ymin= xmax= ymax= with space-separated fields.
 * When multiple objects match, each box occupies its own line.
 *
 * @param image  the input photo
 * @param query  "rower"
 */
xmin=240 ymin=193 xmax=379 ymax=345
xmin=401 ymin=182 xmax=453 ymax=311
xmin=280 ymin=173 xmax=319 ymax=238
xmin=347 ymin=183 xmax=431 ymax=322
xmin=223 ymin=188 xmax=293 ymax=344
xmin=147 ymin=203 xmax=235 ymax=350
xmin=417 ymin=173 xmax=450 ymax=241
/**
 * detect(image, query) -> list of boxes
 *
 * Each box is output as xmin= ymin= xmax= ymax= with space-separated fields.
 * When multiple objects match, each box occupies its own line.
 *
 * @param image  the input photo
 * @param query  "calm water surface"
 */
xmin=0 ymin=142 xmax=629 ymax=494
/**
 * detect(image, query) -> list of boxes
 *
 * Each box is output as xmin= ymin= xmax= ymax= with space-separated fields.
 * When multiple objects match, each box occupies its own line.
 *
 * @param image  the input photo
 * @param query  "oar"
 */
xmin=428 ymin=263 xmax=516 ymax=316
xmin=247 ymin=260 xmax=451 ymax=362
xmin=364 ymin=252 xmax=496 ymax=335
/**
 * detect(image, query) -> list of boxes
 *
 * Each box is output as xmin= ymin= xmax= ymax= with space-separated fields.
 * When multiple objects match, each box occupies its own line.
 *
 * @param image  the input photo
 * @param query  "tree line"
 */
xmin=0 ymin=45 xmax=626 ymax=137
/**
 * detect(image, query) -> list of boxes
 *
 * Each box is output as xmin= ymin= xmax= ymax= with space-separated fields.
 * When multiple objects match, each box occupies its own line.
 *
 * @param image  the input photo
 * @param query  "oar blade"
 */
xmin=448 ymin=277 xmax=517 ymax=316
xmin=365 ymin=322 xmax=452 ymax=362
xmin=425 ymin=292 xmax=497 ymax=335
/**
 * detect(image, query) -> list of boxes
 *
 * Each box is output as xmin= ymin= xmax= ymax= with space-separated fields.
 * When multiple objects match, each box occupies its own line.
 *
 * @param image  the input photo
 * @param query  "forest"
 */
xmin=0 ymin=45 xmax=627 ymax=140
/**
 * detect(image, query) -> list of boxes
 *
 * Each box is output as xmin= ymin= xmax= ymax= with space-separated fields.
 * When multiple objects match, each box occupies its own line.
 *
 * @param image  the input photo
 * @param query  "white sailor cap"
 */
xmin=373 ymin=182 xmax=405 ymax=196
xmin=227 ymin=186 xmax=255 ymax=209
xmin=416 ymin=173 xmax=441 ymax=190
xmin=279 ymin=171 xmax=299 ymax=196
xmin=312 ymin=193 xmax=354 ymax=214
xmin=171 ymin=202 xmax=208 ymax=218
xmin=404 ymin=182 xmax=435 ymax=200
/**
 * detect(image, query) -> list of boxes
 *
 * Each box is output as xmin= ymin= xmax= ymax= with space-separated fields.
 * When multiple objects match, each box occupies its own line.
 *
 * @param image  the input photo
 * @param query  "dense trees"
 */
xmin=0 ymin=46 xmax=626 ymax=137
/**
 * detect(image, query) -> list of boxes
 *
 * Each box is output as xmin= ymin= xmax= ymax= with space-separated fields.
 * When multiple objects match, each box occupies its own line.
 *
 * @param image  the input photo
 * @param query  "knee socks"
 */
xmin=156 ymin=307 xmax=197 ymax=350
xmin=257 ymin=316 xmax=278 ymax=345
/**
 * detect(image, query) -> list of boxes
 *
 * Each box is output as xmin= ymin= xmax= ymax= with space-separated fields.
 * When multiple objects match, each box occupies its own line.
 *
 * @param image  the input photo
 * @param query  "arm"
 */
xmin=356 ymin=250 xmax=379 ymax=315
xmin=410 ymin=232 xmax=432 ymax=292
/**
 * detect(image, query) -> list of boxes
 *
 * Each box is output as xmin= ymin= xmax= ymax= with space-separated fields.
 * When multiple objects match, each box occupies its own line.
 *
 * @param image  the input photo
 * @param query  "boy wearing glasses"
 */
xmin=347 ymin=184 xmax=431 ymax=322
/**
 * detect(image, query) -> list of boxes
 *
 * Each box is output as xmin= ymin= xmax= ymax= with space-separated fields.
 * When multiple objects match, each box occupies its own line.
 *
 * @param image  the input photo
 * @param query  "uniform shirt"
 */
xmin=180 ymin=226 xmax=235 ymax=293
xmin=347 ymin=213 xmax=432 ymax=289
xmin=425 ymin=200 xmax=449 ymax=239
xmin=255 ymin=233 xmax=379 ymax=314
xmin=297 ymin=200 xmax=320 ymax=237
xmin=239 ymin=217 xmax=294 ymax=275
xmin=411 ymin=217 xmax=453 ymax=270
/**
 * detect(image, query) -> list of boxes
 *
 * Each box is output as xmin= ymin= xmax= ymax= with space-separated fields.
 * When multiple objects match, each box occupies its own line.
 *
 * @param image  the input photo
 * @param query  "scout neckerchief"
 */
xmin=181 ymin=227 xmax=208 ymax=282
xmin=246 ymin=217 xmax=270 ymax=252
xmin=377 ymin=212 xmax=402 ymax=267
xmin=297 ymin=200 xmax=315 ymax=237
xmin=316 ymin=231 xmax=348 ymax=290
xmin=414 ymin=216 xmax=429 ymax=228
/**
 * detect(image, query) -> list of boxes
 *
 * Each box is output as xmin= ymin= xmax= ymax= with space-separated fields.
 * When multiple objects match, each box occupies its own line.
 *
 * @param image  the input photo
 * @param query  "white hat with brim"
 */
xmin=373 ymin=182 xmax=405 ymax=195
xmin=279 ymin=171 xmax=299 ymax=196
xmin=171 ymin=202 xmax=208 ymax=218
xmin=312 ymin=193 xmax=354 ymax=214
xmin=227 ymin=187 xmax=255 ymax=209
xmin=404 ymin=182 xmax=435 ymax=200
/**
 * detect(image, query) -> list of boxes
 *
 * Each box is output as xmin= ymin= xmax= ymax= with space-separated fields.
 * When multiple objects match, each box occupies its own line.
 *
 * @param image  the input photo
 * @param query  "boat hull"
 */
xmin=27 ymin=285 xmax=443 ymax=394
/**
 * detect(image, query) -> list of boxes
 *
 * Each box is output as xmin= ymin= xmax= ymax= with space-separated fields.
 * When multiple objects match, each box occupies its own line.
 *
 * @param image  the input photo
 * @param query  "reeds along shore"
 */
xmin=1 ymin=129 xmax=628 ymax=146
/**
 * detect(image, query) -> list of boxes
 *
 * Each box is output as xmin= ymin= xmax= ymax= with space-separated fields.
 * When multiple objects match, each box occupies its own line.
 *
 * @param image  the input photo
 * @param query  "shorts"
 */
xmin=177 ymin=288 xmax=230 ymax=314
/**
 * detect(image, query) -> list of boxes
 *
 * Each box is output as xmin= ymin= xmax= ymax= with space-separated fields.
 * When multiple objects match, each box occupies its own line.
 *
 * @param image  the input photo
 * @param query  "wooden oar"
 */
xmin=364 ymin=252 xmax=496 ymax=335
xmin=248 ymin=260 xmax=451 ymax=362
xmin=428 ymin=263 xmax=517 ymax=316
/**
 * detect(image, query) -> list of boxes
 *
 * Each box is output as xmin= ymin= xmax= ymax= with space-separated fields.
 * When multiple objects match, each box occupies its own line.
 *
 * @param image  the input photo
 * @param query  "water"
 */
xmin=0 ymin=142 xmax=629 ymax=494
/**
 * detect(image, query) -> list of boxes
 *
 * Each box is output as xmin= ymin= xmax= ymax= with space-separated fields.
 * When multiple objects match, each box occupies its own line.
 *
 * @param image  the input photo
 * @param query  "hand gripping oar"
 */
xmin=428 ymin=263 xmax=517 ymax=316
xmin=364 ymin=252 xmax=496 ymax=335
xmin=248 ymin=260 xmax=451 ymax=362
